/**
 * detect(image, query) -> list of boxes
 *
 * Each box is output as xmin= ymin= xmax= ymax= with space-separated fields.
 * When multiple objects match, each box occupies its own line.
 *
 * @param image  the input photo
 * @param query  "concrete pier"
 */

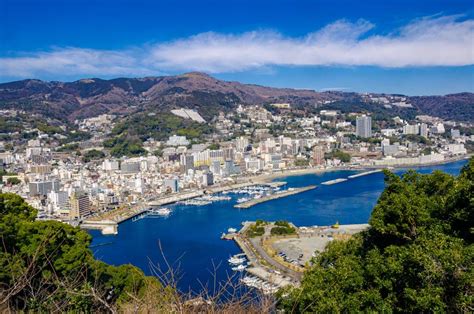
xmin=234 ymin=185 xmax=317 ymax=209
xmin=347 ymin=169 xmax=382 ymax=179
xmin=321 ymin=178 xmax=348 ymax=185
xmin=81 ymin=220 xmax=118 ymax=235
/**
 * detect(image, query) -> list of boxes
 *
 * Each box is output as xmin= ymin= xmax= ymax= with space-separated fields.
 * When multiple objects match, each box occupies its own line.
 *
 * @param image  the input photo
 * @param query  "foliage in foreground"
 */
xmin=0 ymin=193 xmax=275 ymax=313
xmin=279 ymin=158 xmax=474 ymax=313
xmin=0 ymin=193 xmax=177 ymax=312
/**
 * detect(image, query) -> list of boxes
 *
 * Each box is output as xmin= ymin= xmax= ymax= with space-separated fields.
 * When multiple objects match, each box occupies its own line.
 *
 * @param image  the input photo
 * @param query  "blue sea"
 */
xmin=90 ymin=159 xmax=468 ymax=293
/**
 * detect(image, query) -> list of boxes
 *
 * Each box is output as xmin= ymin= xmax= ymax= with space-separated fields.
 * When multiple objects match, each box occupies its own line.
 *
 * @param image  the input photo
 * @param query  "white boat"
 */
xmin=231 ymin=264 xmax=247 ymax=271
xmin=148 ymin=207 xmax=172 ymax=216
xmin=236 ymin=197 xmax=249 ymax=203
xmin=227 ymin=227 xmax=237 ymax=233
xmin=228 ymin=256 xmax=246 ymax=265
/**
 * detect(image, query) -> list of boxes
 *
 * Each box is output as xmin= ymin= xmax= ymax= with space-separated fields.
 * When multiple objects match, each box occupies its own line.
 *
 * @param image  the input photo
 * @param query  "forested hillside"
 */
xmin=279 ymin=159 xmax=473 ymax=312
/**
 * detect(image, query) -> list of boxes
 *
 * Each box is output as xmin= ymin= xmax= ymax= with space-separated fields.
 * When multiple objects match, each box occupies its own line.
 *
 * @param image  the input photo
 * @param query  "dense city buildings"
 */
xmin=0 ymin=93 xmax=471 ymax=222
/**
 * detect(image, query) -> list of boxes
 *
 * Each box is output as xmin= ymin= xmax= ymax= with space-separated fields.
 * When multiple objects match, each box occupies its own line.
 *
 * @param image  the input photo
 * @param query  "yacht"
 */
xmin=236 ymin=197 xmax=249 ymax=203
xmin=228 ymin=256 xmax=246 ymax=265
xmin=231 ymin=264 xmax=247 ymax=271
xmin=148 ymin=207 xmax=172 ymax=216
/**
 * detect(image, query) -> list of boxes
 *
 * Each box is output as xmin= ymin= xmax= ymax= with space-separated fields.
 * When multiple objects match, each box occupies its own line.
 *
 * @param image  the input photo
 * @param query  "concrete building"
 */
xmin=420 ymin=123 xmax=428 ymax=138
xmin=382 ymin=144 xmax=399 ymax=156
xmin=163 ymin=178 xmax=179 ymax=193
xmin=180 ymin=154 xmax=195 ymax=173
xmin=48 ymin=190 xmax=70 ymax=215
xmin=102 ymin=159 xmax=119 ymax=171
xmin=312 ymin=145 xmax=325 ymax=166
xmin=451 ymin=129 xmax=461 ymax=138
xmin=403 ymin=124 xmax=420 ymax=135
xmin=121 ymin=161 xmax=140 ymax=174
xmin=356 ymin=115 xmax=372 ymax=138
xmin=166 ymin=135 xmax=190 ymax=146
xmin=69 ymin=191 xmax=91 ymax=219
xmin=29 ymin=180 xmax=60 ymax=197
xmin=201 ymin=172 xmax=214 ymax=186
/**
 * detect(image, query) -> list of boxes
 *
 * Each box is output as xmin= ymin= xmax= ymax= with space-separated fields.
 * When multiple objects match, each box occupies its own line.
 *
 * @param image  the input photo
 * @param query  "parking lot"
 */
xmin=271 ymin=224 xmax=369 ymax=267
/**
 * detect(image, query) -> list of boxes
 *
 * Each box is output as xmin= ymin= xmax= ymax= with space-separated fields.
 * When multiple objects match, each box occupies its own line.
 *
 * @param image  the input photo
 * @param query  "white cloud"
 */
xmin=1 ymin=15 xmax=473 ymax=79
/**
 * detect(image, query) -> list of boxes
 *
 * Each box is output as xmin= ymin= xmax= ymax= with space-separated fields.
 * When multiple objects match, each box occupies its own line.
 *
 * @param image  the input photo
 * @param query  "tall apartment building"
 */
xmin=69 ymin=191 xmax=91 ymax=219
xmin=356 ymin=115 xmax=372 ymax=138
xmin=312 ymin=146 xmax=325 ymax=166
xmin=420 ymin=123 xmax=428 ymax=138
xmin=29 ymin=179 xmax=60 ymax=197
xmin=403 ymin=124 xmax=420 ymax=135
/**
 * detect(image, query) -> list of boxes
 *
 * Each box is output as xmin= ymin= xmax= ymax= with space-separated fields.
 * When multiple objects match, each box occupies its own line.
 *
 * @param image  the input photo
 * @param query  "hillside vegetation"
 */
xmin=1 ymin=73 xmax=471 ymax=122
xmin=279 ymin=158 xmax=473 ymax=312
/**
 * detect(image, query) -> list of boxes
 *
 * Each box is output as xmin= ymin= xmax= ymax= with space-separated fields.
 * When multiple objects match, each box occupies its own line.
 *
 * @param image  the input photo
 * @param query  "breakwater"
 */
xmin=234 ymin=185 xmax=317 ymax=209
xmin=347 ymin=169 xmax=382 ymax=179
xmin=321 ymin=178 xmax=348 ymax=185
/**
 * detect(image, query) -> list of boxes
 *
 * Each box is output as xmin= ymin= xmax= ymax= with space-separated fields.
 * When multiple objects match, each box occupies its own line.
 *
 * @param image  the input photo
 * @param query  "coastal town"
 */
xmin=0 ymin=97 xmax=471 ymax=229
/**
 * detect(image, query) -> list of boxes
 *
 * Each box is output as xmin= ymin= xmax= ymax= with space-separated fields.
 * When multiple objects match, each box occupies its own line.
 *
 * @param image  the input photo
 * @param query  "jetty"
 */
xmin=321 ymin=178 xmax=348 ymax=185
xmin=234 ymin=185 xmax=317 ymax=209
xmin=80 ymin=220 xmax=118 ymax=235
xmin=347 ymin=169 xmax=382 ymax=179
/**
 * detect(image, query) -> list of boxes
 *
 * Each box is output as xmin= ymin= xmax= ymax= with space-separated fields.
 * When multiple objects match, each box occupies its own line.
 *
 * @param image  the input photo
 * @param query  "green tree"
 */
xmin=0 ymin=193 xmax=165 ymax=312
xmin=6 ymin=177 xmax=21 ymax=185
xmin=279 ymin=158 xmax=474 ymax=313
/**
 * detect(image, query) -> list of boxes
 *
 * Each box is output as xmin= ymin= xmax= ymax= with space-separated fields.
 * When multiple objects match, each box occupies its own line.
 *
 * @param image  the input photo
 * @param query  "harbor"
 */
xmin=88 ymin=160 xmax=468 ymax=294
xmin=234 ymin=185 xmax=317 ymax=209
xmin=81 ymin=181 xmax=288 ymax=234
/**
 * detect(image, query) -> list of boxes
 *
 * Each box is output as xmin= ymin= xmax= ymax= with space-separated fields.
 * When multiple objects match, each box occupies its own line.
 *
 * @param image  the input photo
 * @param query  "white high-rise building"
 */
xmin=356 ymin=115 xmax=372 ymax=138
xmin=420 ymin=123 xmax=428 ymax=138
xmin=403 ymin=124 xmax=419 ymax=135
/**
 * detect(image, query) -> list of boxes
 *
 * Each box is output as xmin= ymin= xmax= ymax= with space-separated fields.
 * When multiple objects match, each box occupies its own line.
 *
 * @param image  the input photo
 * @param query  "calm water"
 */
xmin=90 ymin=159 xmax=468 ymax=293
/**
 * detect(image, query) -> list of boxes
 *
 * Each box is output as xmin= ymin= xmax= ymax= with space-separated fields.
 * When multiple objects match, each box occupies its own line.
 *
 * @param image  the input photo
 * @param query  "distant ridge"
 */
xmin=0 ymin=72 xmax=472 ymax=122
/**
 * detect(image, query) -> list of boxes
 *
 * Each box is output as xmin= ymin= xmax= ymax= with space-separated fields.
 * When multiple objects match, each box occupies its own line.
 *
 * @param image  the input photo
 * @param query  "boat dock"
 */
xmin=206 ymin=181 xmax=287 ymax=194
xmin=148 ymin=190 xmax=204 ymax=207
xmin=347 ymin=169 xmax=382 ymax=179
xmin=234 ymin=185 xmax=317 ymax=209
xmin=321 ymin=178 xmax=348 ymax=185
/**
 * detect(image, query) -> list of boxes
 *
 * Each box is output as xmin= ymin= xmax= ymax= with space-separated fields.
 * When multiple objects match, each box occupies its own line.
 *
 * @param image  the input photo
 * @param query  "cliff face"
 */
xmin=0 ymin=72 xmax=472 ymax=122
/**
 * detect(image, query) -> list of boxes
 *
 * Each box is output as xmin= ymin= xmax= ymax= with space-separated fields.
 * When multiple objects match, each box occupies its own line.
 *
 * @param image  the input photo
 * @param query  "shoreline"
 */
xmin=252 ymin=154 xmax=471 ymax=183
xmin=84 ymin=155 xmax=470 ymax=233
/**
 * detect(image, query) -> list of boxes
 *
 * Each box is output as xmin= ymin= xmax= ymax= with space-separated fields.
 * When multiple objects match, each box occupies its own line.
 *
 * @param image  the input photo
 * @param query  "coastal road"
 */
xmin=248 ymin=237 xmax=302 ymax=282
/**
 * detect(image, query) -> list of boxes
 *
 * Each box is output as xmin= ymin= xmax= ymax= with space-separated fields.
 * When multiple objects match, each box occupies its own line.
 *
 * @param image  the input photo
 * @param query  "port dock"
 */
xmin=234 ymin=185 xmax=317 ymax=209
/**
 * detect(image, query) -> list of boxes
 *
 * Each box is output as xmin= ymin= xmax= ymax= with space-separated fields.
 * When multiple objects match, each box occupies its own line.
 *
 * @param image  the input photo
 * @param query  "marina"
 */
xmin=234 ymin=185 xmax=317 ymax=209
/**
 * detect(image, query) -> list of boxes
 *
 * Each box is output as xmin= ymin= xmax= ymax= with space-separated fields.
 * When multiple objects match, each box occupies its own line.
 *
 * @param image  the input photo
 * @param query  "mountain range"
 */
xmin=0 ymin=72 xmax=472 ymax=122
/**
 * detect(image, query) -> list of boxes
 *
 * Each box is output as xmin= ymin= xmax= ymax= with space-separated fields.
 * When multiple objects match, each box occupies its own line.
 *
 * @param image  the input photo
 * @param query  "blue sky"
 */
xmin=1 ymin=0 xmax=473 ymax=95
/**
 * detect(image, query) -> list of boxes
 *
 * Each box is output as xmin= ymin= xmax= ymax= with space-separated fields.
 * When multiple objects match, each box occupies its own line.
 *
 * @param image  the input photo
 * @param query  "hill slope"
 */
xmin=0 ymin=72 xmax=472 ymax=122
